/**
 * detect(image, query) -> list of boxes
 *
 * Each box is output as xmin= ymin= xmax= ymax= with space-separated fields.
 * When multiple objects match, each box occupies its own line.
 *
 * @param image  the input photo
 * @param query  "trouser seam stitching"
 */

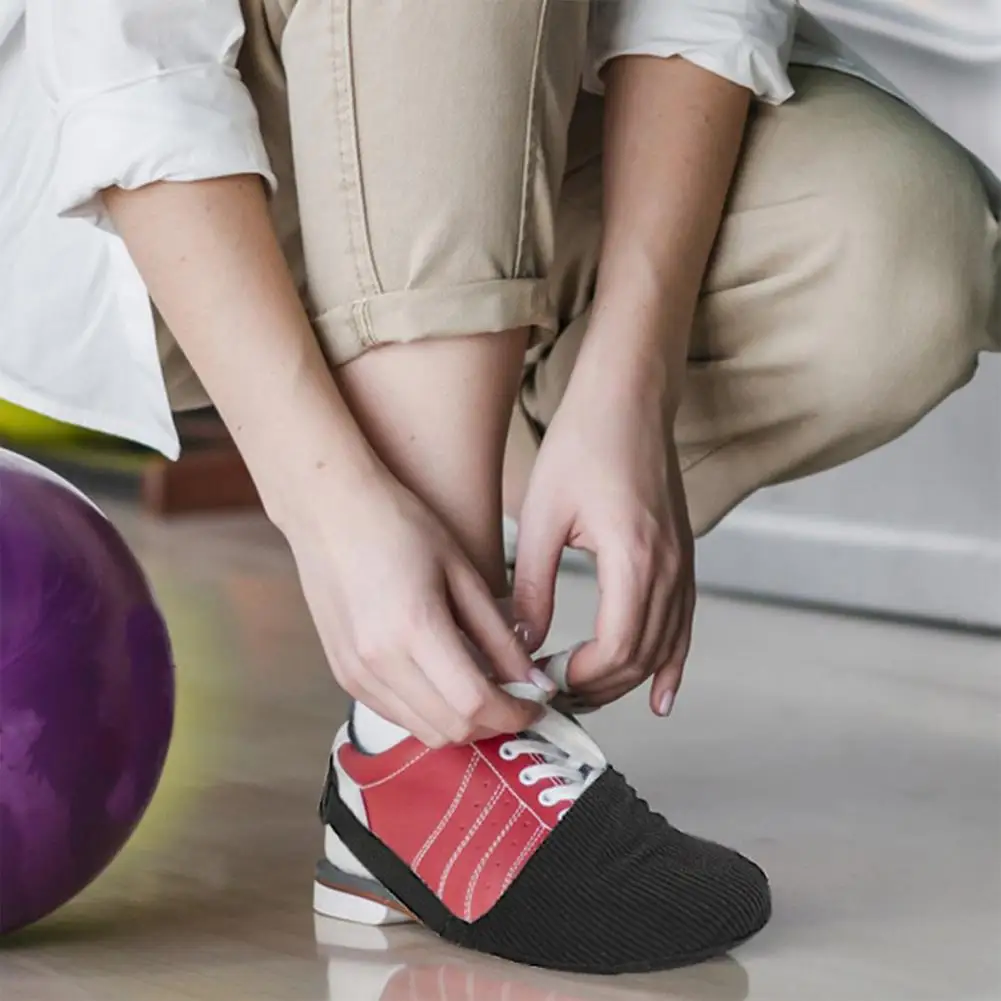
xmin=330 ymin=0 xmax=369 ymax=308
xmin=333 ymin=0 xmax=382 ymax=348
xmin=514 ymin=0 xmax=549 ymax=279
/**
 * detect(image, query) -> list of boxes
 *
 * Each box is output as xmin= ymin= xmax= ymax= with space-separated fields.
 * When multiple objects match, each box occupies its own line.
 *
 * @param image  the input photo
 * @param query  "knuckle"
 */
xmin=454 ymin=689 xmax=488 ymax=721
xmin=401 ymin=597 xmax=439 ymax=636
xmin=356 ymin=606 xmax=438 ymax=664
xmin=660 ymin=546 xmax=682 ymax=574
xmin=620 ymin=533 xmax=651 ymax=568
xmin=352 ymin=628 xmax=394 ymax=666
xmin=625 ymin=662 xmax=647 ymax=681
xmin=603 ymin=639 xmax=634 ymax=671
xmin=331 ymin=661 xmax=365 ymax=696
xmin=422 ymin=731 xmax=449 ymax=751
xmin=516 ymin=577 xmax=545 ymax=604
xmin=626 ymin=513 xmax=661 ymax=552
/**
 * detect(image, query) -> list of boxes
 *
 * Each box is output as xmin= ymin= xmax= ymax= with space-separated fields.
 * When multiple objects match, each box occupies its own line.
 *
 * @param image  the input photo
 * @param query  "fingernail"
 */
xmin=657 ymin=691 xmax=675 ymax=717
xmin=529 ymin=668 xmax=558 ymax=695
xmin=513 ymin=621 xmax=532 ymax=649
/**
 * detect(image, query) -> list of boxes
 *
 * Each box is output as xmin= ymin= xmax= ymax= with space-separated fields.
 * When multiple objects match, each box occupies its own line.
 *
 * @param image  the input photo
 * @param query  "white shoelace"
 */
xmin=501 ymin=682 xmax=607 ymax=820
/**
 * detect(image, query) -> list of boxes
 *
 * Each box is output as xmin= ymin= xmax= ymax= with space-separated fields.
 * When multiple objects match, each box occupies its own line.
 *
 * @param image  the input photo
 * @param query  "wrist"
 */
xmin=231 ymin=400 xmax=388 ymax=538
xmin=570 ymin=316 xmax=684 ymax=416
xmin=262 ymin=449 xmax=389 ymax=543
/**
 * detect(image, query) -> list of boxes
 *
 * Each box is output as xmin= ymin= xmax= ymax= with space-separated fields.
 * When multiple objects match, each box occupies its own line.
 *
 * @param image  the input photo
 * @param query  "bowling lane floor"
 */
xmin=1 ymin=504 xmax=999 ymax=1001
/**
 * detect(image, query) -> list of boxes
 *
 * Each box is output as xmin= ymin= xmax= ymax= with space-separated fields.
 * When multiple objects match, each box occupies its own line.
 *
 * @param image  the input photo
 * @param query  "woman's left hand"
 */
xmin=512 ymin=363 xmax=695 ymax=716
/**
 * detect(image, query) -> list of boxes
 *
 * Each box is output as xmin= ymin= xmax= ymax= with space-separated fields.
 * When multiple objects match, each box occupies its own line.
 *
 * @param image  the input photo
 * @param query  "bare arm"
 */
xmin=103 ymin=177 xmax=379 ymax=528
xmin=578 ymin=55 xmax=751 ymax=405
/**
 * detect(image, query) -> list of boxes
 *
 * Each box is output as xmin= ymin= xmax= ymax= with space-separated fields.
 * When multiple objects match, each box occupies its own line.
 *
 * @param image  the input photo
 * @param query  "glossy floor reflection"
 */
xmin=1 ymin=506 xmax=999 ymax=1000
xmin=315 ymin=917 xmax=751 ymax=1001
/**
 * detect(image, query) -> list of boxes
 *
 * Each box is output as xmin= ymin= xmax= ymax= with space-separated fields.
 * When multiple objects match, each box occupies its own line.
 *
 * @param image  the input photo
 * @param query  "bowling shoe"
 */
xmin=313 ymin=688 xmax=771 ymax=974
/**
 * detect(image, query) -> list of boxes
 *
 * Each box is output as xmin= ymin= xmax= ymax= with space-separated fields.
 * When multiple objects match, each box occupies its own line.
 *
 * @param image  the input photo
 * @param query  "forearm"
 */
xmin=103 ymin=176 xmax=380 ymax=528
xmin=582 ymin=56 xmax=750 ymax=406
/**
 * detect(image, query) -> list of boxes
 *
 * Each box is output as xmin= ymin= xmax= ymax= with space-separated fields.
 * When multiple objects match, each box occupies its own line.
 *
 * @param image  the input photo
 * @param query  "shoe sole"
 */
xmin=314 ymin=859 xmax=416 ymax=927
xmin=314 ymin=859 xmax=763 ymax=974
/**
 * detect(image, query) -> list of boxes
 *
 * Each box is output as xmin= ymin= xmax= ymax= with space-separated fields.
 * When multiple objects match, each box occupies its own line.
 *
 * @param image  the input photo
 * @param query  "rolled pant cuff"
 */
xmin=313 ymin=279 xmax=555 ymax=365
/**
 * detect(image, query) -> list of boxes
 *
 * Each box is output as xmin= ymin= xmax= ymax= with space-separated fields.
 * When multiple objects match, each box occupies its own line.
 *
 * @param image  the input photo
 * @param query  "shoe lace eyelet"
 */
xmin=499 ymin=743 xmax=516 ymax=761
xmin=518 ymin=767 xmax=538 ymax=786
xmin=538 ymin=789 xmax=555 ymax=808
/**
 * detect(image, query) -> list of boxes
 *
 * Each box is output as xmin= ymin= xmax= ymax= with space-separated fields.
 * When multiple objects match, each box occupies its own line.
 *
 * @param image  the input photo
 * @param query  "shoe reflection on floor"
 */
xmin=315 ymin=914 xmax=750 ymax=1001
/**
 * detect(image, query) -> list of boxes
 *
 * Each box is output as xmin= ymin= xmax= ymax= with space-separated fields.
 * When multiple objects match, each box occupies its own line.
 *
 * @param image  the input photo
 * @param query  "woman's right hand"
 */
xmin=283 ymin=467 xmax=544 ymax=748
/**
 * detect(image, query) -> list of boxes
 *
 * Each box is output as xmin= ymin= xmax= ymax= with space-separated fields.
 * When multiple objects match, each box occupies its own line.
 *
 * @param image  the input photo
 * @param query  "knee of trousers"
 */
xmin=796 ymin=141 xmax=994 ymax=447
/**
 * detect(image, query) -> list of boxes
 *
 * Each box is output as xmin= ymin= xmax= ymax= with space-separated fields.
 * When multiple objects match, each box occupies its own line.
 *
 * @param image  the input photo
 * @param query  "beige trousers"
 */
xmin=159 ymin=0 xmax=1000 ymax=535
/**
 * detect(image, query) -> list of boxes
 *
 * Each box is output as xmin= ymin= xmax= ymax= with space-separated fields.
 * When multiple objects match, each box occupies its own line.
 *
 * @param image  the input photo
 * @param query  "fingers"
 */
xmin=574 ymin=577 xmax=694 ymax=712
xmin=583 ymin=566 xmax=669 ymax=699
xmin=447 ymin=561 xmax=549 ymax=692
xmin=338 ymin=628 xmax=540 ymax=749
xmin=567 ymin=551 xmax=646 ymax=689
xmin=634 ymin=564 xmax=674 ymax=673
xmin=333 ymin=663 xmax=455 ymax=749
xmin=511 ymin=502 xmax=566 ymax=652
xmin=332 ymin=577 xmax=543 ymax=748
xmin=567 ymin=545 xmax=695 ymax=712
xmin=414 ymin=610 xmax=543 ymax=738
xmin=650 ymin=578 xmax=695 ymax=716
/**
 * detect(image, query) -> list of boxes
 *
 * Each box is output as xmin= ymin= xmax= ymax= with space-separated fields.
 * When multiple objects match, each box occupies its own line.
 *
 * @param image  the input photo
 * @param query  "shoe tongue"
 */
xmin=352 ymin=701 xmax=409 ymax=754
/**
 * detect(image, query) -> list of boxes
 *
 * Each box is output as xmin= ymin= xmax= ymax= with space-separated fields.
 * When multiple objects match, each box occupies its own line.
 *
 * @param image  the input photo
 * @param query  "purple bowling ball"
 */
xmin=0 ymin=449 xmax=174 ymax=935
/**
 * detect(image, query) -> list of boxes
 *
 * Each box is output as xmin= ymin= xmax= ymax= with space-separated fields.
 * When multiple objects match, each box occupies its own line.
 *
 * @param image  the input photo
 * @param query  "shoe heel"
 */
xmin=314 ymin=860 xmax=415 ymax=927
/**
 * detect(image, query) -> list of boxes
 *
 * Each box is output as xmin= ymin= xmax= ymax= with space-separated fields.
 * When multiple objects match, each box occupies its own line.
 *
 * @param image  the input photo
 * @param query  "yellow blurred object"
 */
xmin=0 ymin=400 xmax=100 ymax=445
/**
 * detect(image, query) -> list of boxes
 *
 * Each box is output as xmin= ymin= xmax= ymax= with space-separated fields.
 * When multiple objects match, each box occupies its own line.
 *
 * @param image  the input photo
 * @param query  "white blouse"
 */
xmin=0 ymin=0 xmax=996 ymax=458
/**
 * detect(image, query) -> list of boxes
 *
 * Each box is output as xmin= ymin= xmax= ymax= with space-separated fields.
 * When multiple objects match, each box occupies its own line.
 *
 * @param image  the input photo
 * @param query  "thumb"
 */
xmin=511 ymin=501 xmax=567 ymax=652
